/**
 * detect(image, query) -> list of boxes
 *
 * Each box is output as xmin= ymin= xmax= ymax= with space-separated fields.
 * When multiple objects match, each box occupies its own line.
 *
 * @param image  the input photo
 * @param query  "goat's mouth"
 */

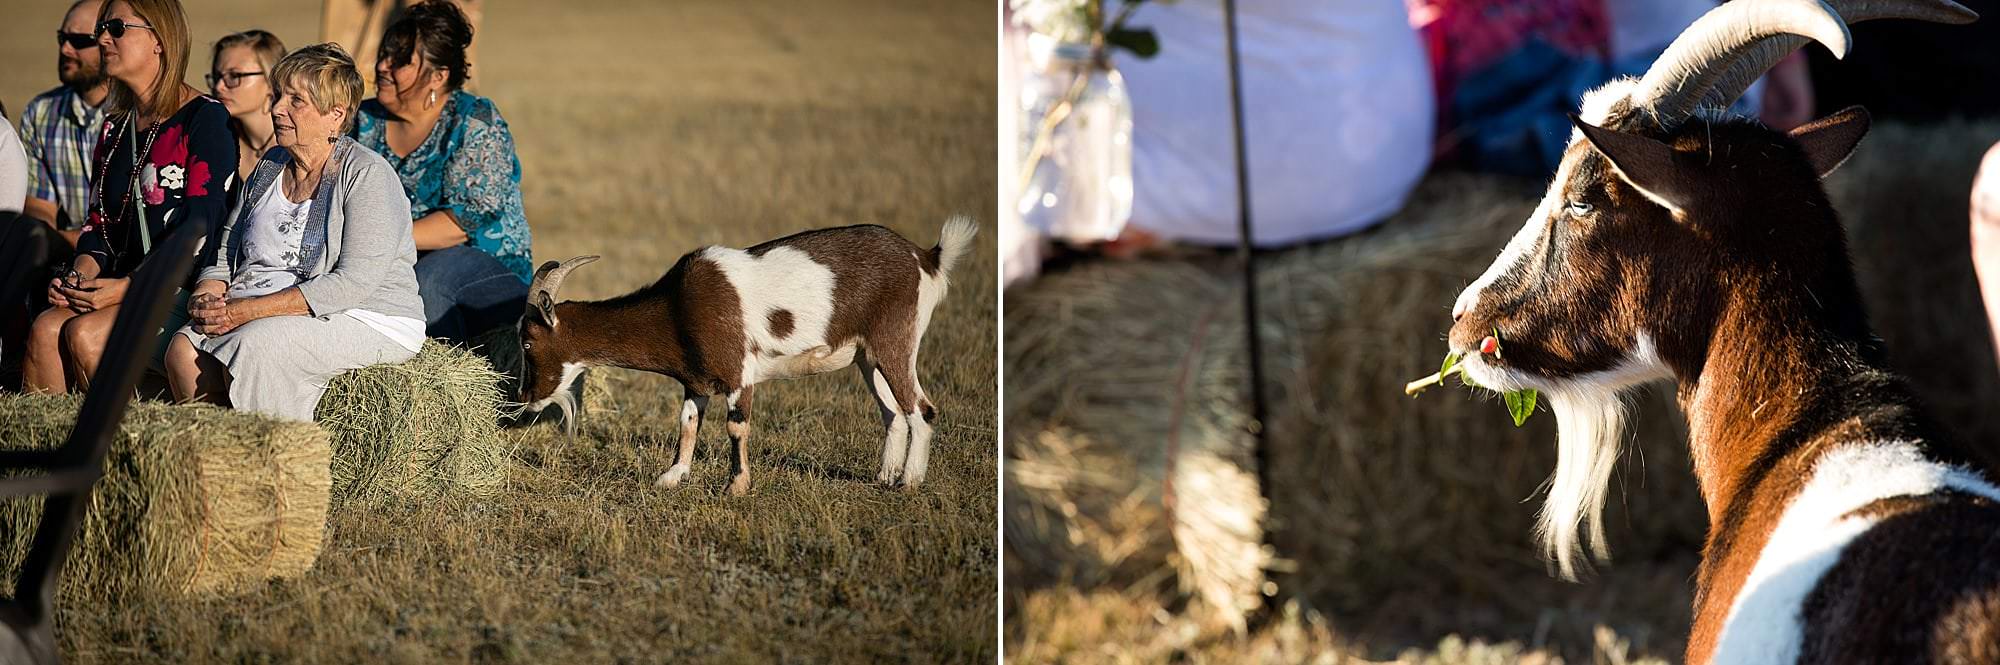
xmin=1456 ymin=352 xmax=1547 ymax=394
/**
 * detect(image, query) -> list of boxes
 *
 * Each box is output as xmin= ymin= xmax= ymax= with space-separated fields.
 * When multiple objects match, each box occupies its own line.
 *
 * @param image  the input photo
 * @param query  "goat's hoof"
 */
xmin=655 ymin=464 xmax=690 ymax=489
xmin=726 ymin=475 xmax=751 ymax=496
xmin=876 ymin=468 xmax=902 ymax=485
xmin=899 ymin=475 xmax=926 ymax=490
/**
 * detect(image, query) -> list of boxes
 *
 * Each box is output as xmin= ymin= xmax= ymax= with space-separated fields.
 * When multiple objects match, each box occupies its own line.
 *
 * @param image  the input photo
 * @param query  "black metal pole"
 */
xmin=1219 ymin=0 xmax=1274 ymax=607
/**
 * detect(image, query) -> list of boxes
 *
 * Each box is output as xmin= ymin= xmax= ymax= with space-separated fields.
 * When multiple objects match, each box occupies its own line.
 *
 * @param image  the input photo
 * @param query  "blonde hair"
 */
xmin=271 ymin=43 xmax=364 ymax=135
xmin=100 ymin=0 xmax=191 ymax=121
xmin=211 ymin=29 xmax=287 ymax=81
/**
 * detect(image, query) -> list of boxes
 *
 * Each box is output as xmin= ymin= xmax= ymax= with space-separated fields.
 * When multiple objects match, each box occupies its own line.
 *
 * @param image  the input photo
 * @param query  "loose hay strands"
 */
xmin=316 ymin=341 xmax=512 ymax=505
xmin=0 ymin=394 xmax=330 ymax=602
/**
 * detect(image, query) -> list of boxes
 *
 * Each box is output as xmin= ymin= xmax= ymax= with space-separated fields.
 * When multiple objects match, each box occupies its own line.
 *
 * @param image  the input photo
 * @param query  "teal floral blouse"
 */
xmin=353 ymin=91 xmax=532 ymax=282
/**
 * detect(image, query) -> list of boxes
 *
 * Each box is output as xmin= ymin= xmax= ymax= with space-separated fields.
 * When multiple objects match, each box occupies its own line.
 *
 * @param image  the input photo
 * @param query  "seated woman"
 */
xmin=352 ymin=0 xmax=531 ymax=344
xmin=208 ymin=29 xmax=286 ymax=187
xmin=166 ymin=43 xmax=424 ymax=422
xmin=26 ymin=0 xmax=237 ymax=394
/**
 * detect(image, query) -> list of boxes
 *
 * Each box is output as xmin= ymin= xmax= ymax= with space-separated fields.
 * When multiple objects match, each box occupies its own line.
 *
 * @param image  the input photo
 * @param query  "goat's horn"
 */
xmin=1632 ymin=0 xmax=1851 ymax=125
xmin=526 ymin=255 xmax=600 ymax=323
xmin=1694 ymin=0 xmax=1976 ymax=114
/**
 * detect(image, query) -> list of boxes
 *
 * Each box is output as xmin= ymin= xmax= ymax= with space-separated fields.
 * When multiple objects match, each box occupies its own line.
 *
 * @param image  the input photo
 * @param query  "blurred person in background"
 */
xmin=321 ymin=0 xmax=481 ymax=93
xmin=1421 ymin=0 xmax=1810 ymax=176
xmin=208 ymin=29 xmax=287 ymax=189
xmin=1974 ymin=142 xmax=2000 ymax=371
xmin=352 ymin=0 xmax=530 ymax=345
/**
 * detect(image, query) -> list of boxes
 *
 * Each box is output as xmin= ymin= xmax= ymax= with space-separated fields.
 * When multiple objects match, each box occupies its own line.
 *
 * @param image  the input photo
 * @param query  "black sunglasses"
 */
xmin=93 ymin=19 xmax=154 ymax=40
xmin=56 ymin=30 xmax=97 ymax=50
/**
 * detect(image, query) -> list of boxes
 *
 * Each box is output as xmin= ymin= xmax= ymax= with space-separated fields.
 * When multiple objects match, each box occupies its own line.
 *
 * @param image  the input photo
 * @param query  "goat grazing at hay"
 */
xmin=1433 ymin=0 xmax=2000 ymax=661
xmin=514 ymin=218 xmax=977 ymax=495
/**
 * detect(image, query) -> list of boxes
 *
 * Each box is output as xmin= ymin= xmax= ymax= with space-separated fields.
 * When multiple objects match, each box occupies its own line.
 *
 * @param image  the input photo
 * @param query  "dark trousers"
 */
xmin=0 ymin=214 xmax=72 ymax=389
xmin=415 ymin=244 xmax=529 ymax=345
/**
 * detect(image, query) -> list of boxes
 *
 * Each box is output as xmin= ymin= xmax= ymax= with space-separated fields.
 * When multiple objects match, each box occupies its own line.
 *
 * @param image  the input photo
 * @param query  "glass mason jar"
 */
xmin=1016 ymin=39 xmax=1133 ymax=244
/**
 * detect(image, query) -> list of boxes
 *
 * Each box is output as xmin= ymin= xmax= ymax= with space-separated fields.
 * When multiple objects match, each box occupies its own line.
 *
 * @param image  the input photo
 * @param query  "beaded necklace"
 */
xmin=89 ymin=111 xmax=167 ymax=271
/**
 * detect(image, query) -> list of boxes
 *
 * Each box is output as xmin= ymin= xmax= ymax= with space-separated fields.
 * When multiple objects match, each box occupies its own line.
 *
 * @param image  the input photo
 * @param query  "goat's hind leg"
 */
xmin=725 ymin=386 xmax=755 ymax=496
xmin=858 ymin=355 xmax=910 ymax=486
xmin=656 ymin=390 xmax=709 ymax=488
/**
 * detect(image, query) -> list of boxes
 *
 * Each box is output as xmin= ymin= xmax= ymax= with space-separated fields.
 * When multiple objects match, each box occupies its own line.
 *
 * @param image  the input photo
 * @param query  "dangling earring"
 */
xmin=426 ymin=89 xmax=437 ymax=109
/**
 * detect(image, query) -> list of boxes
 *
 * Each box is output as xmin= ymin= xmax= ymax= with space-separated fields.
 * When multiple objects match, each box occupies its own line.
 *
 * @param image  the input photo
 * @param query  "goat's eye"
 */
xmin=1567 ymin=200 xmax=1594 ymax=216
xmin=522 ymin=341 xmax=533 ymax=350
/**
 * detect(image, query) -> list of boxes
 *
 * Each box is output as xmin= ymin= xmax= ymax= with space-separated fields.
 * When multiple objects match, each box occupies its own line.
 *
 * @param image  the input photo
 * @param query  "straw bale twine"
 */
xmin=316 ymin=340 xmax=512 ymax=504
xmin=0 ymin=394 xmax=330 ymax=600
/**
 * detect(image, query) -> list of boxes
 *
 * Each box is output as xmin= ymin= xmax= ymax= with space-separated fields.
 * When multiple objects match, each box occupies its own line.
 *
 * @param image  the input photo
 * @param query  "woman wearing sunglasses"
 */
xmin=22 ymin=0 xmax=236 ymax=394
xmin=208 ymin=30 xmax=285 ymax=191
xmin=353 ymin=0 xmax=531 ymax=345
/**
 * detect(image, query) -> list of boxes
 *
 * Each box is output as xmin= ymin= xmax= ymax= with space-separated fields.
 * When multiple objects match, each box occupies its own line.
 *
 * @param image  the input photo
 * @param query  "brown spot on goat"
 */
xmin=767 ymin=308 xmax=794 ymax=339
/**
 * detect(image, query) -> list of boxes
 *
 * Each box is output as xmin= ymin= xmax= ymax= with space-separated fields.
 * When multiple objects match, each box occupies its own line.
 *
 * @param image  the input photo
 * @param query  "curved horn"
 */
xmin=1631 ymin=0 xmax=1851 ymax=125
xmin=526 ymin=255 xmax=600 ymax=325
xmin=1695 ymin=0 xmax=1977 ymax=113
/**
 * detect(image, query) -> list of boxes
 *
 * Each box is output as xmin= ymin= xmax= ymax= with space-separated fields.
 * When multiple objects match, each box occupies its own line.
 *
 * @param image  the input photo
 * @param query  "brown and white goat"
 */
xmin=1443 ymin=0 xmax=2000 ymax=662
xmin=516 ymin=217 xmax=977 ymax=495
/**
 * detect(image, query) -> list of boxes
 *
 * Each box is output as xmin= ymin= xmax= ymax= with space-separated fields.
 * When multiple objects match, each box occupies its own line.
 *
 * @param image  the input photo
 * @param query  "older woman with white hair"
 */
xmin=165 ymin=43 xmax=423 ymax=421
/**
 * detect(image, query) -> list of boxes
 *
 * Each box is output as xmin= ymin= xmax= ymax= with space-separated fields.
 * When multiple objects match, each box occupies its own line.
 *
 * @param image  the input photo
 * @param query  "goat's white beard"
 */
xmin=527 ymin=362 xmax=588 ymax=439
xmin=1537 ymin=385 xmax=1630 ymax=581
xmin=1458 ymin=334 xmax=1668 ymax=582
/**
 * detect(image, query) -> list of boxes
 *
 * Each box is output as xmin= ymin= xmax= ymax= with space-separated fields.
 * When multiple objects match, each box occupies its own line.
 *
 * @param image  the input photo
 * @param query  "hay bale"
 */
xmin=316 ymin=340 xmax=511 ymax=504
xmin=1004 ymin=256 xmax=1272 ymax=628
xmin=0 ymin=394 xmax=330 ymax=600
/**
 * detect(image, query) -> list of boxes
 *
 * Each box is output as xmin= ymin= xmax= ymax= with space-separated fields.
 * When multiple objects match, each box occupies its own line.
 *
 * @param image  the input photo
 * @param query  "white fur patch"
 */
xmin=1578 ymin=77 xmax=1640 ymax=129
xmin=699 ymin=246 xmax=839 ymax=386
xmin=1710 ymin=441 xmax=2000 ymax=664
xmin=1454 ymin=151 xmax=1585 ymax=320
xmin=529 ymin=362 xmax=588 ymax=413
xmin=1460 ymin=334 xmax=1672 ymax=579
xmin=1458 ymin=78 xmax=1638 ymax=320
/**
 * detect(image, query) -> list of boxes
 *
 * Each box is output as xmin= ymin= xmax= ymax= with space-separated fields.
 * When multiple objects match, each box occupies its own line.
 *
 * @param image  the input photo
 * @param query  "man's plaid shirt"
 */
xmin=16 ymin=85 xmax=106 ymax=231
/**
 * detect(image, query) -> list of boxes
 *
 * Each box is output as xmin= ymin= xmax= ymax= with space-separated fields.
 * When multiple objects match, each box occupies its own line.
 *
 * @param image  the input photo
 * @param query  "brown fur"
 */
xmin=768 ymin=309 xmax=794 ymax=339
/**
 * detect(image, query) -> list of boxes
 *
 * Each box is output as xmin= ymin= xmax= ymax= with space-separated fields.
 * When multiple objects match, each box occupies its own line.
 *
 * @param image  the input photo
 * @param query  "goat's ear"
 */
xmin=531 ymin=291 xmax=559 ymax=327
xmin=1570 ymin=115 xmax=1696 ymax=214
xmin=1789 ymin=106 xmax=1869 ymax=179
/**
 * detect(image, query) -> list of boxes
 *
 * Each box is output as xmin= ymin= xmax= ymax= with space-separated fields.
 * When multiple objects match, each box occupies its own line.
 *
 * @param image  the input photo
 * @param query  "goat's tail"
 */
xmin=931 ymin=215 xmax=979 ymax=276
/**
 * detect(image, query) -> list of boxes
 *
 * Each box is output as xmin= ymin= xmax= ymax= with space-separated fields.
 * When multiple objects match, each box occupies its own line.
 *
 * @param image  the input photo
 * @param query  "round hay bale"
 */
xmin=0 ymin=394 xmax=331 ymax=600
xmin=316 ymin=340 xmax=512 ymax=504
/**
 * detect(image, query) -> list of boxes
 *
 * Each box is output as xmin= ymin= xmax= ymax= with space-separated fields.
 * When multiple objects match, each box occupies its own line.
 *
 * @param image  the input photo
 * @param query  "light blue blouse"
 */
xmin=354 ymin=90 xmax=533 ymax=283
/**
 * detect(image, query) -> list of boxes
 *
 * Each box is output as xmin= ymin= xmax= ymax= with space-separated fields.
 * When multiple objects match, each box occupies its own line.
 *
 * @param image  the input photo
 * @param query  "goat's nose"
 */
xmin=1451 ymin=302 xmax=1467 ymax=321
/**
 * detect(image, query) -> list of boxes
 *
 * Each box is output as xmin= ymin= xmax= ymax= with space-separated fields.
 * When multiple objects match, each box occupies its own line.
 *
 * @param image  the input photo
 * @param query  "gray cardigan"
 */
xmin=200 ymin=136 xmax=423 ymax=322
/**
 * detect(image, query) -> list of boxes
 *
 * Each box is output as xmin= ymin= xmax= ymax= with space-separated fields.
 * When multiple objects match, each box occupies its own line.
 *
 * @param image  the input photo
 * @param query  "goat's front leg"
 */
xmin=655 ymin=392 xmax=709 ymax=488
xmin=725 ymin=385 xmax=754 ymax=496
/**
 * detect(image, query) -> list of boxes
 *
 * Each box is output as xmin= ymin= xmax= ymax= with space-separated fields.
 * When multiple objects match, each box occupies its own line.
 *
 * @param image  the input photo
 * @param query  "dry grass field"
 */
xmin=1 ymin=0 xmax=997 ymax=662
